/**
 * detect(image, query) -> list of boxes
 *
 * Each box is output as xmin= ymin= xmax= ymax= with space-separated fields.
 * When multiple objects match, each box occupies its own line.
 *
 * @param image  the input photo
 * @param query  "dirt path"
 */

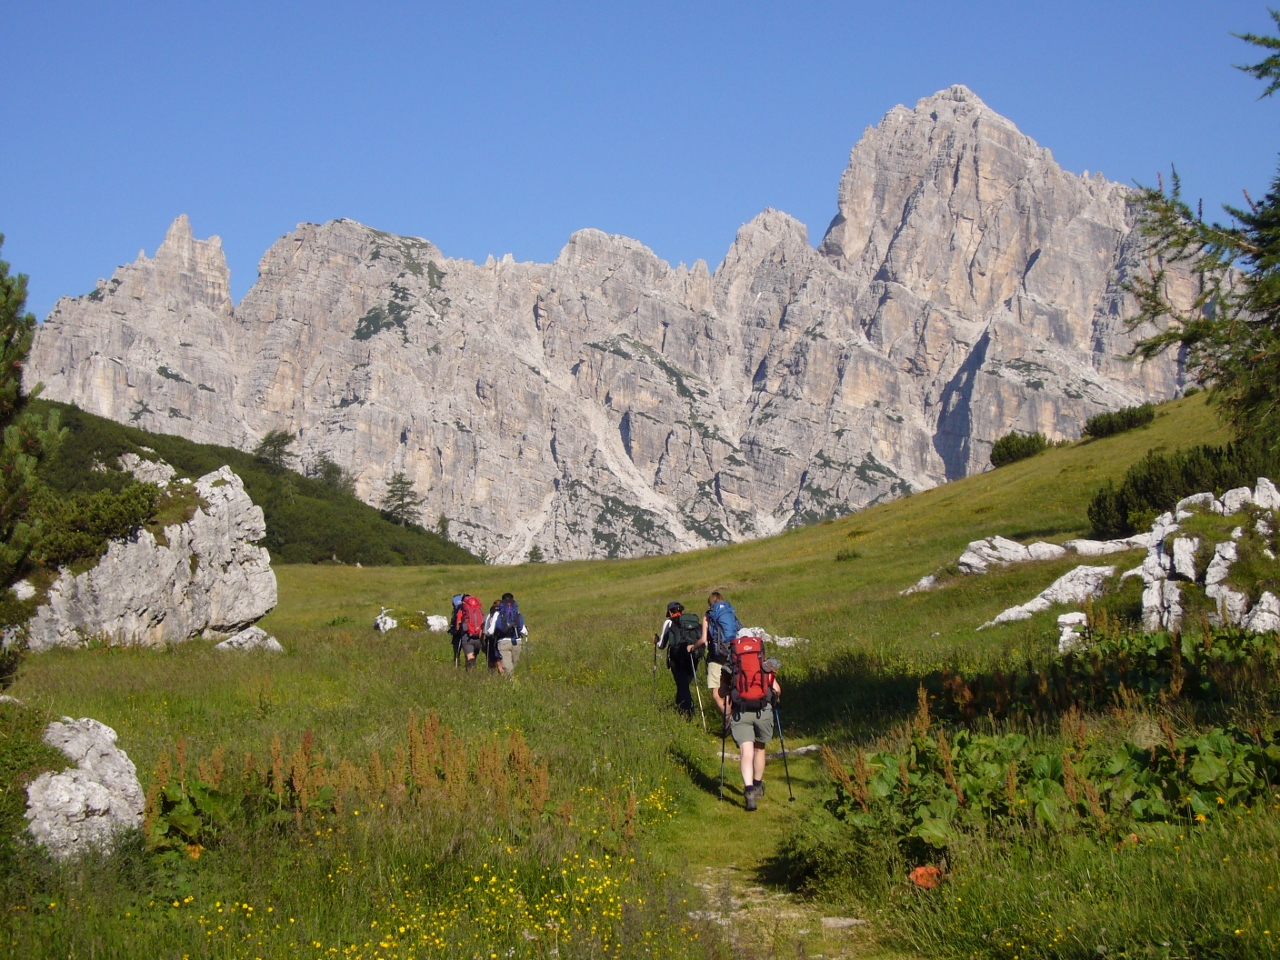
xmin=655 ymin=735 xmax=910 ymax=959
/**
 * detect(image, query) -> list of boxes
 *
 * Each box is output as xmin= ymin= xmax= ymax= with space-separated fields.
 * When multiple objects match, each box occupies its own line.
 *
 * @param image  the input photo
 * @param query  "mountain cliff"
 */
xmin=27 ymin=86 xmax=1186 ymax=561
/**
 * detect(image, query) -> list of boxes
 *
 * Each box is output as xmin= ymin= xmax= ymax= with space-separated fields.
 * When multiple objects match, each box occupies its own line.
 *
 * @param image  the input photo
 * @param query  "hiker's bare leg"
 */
xmin=740 ymin=741 xmax=755 ymax=788
xmin=753 ymin=743 xmax=766 ymax=782
xmin=712 ymin=689 xmax=726 ymax=715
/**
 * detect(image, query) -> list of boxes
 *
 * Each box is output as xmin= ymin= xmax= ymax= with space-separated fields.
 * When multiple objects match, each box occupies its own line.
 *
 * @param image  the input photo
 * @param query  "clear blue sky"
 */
xmin=2 ymin=1 xmax=1276 ymax=319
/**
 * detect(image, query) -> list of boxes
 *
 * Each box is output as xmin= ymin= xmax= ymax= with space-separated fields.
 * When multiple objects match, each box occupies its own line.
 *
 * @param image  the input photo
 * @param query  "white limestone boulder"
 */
xmin=1254 ymin=477 xmax=1280 ymax=511
xmin=214 ymin=625 xmax=283 ymax=652
xmin=1170 ymin=537 xmax=1200 ymax=581
xmin=979 ymin=565 xmax=1115 ymax=629
xmin=1028 ymin=542 xmax=1068 ymax=561
xmin=426 ymin=615 xmax=449 ymax=632
xmin=118 ymin=452 xmax=177 ymax=489
xmin=21 ymin=466 xmax=277 ymax=651
xmin=25 ymin=718 xmax=144 ymax=859
xmin=1221 ymin=487 xmax=1254 ymax=516
xmin=900 ymin=574 xmax=937 ymax=595
xmin=1142 ymin=580 xmax=1183 ymax=633
xmin=1057 ymin=612 xmax=1089 ymax=653
xmin=1244 ymin=592 xmax=1280 ymax=634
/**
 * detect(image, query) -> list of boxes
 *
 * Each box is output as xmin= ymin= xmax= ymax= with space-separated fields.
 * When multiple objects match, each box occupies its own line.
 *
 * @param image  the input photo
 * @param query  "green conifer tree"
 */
xmin=1128 ymin=13 xmax=1280 ymax=445
xmin=380 ymin=472 xmax=424 ymax=527
xmin=0 ymin=237 xmax=65 ymax=592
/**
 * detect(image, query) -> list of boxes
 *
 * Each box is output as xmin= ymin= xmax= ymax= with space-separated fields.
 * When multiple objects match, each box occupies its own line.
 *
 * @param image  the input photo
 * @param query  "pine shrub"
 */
xmin=989 ymin=430 xmax=1048 ymax=467
xmin=1088 ymin=437 xmax=1280 ymax=538
xmin=1082 ymin=403 xmax=1155 ymax=439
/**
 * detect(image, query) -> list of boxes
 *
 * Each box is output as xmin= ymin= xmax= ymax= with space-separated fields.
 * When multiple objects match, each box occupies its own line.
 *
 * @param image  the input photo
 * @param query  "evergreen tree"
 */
xmin=380 ymin=472 xmax=424 ymax=526
xmin=526 ymin=545 xmax=545 ymax=563
xmin=0 ymin=237 xmax=65 ymax=592
xmin=1128 ymin=12 xmax=1280 ymax=445
xmin=312 ymin=455 xmax=356 ymax=497
xmin=253 ymin=429 xmax=296 ymax=470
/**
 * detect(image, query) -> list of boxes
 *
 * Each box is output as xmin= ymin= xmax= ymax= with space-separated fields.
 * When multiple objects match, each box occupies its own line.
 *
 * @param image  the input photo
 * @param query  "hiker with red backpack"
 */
xmin=720 ymin=630 xmax=783 ymax=811
xmin=451 ymin=593 xmax=486 ymax=671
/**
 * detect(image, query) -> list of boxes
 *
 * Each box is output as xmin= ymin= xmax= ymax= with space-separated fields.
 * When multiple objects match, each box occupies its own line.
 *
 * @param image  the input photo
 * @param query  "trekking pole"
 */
xmin=773 ymin=703 xmax=795 ymax=802
xmin=718 ymin=705 xmax=729 ymax=801
xmin=689 ymin=648 xmax=707 ymax=733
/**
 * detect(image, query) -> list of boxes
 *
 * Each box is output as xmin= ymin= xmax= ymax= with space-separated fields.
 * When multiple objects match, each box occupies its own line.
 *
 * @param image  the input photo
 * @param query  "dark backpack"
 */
xmin=727 ymin=634 xmax=776 ymax=712
xmin=706 ymin=601 xmax=740 ymax=662
xmin=666 ymin=613 xmax=704 ymax=670
xmin=496 ymin=599 xmax=522 ymax=640
xmin=458 ymin=595 xmax=484 ymax=637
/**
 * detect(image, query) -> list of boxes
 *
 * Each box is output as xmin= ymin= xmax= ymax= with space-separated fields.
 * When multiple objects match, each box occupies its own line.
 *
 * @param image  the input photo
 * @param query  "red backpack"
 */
xmin=457 ymin=595 xmax=485 ymax=637
xmin=728 ymin=634 xmax=776 ymax=711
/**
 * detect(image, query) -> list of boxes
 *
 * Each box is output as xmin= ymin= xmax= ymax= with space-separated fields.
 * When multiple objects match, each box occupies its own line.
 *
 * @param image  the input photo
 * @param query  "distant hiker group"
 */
xmin=653 ymin=591 xmax=788 ymax=812
xmin=450 ymin=591 xmax=528 ymax=675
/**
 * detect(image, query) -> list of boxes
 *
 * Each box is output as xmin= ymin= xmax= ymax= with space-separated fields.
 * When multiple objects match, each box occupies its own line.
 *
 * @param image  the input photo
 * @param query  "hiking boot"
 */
xmin=744 ymin=785 xmax=758 ymax=812
xmin=755 ymin=781 xmax=765 ymax=798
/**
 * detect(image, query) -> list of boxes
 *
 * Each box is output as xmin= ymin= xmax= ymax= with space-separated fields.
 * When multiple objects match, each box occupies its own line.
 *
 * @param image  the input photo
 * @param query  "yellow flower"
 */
xmin=1195 ymin=814 xmax=1206 ymax=822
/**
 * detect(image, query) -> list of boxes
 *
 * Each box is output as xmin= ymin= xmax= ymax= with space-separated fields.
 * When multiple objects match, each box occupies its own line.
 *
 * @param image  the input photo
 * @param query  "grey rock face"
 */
xmin=25 ymin=718 xmax=144 ymax=859
xmin=23 ymin=466 xmax=276 ymax=651
xmin=28 ymin=87 xmax=1186 ymax=561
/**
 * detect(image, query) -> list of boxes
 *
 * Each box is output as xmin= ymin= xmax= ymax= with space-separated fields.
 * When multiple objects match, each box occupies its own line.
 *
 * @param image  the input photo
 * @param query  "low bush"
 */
xmin=937 ymin=620 xmax=1280 ymax=722
xmin=1082 ymin=402 xmax=1155 ymax=439
xmin=1088 ymin=436 xmax=1280 ymax=538
xmin=824 ymin=693 xmax=1280 ymax=860
xmin=990 ymin=431 xmax=1048 ymax=467
xmin=29 ymin=482 xmax=159 ymax=569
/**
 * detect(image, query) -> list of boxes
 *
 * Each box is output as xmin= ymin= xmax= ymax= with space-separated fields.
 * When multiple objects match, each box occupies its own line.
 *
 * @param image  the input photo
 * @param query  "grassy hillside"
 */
xmin=8 ymin=393 xmax=1275 ymax=959
xmin=33 ymin=399 xmax=478 ymax=566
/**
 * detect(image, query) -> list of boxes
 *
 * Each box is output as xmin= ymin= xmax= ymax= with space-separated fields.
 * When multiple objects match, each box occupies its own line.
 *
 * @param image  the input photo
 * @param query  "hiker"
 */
xmin=654 ymin=601 xmax=703 ymax=718
xmin=483 ymin=600 xmax=502 ymax=671
xmin=451 ymin=593 xmax=486 ymax=671
xmin=721 ymin=632 xmax=782 ymax=812
xmin=693 ymin=591 xmax=739 ymax=721
xmin=489 ymin=592 xmax=527 ymax=675
xmin=449 ymin=594 xmax=465 ymax=662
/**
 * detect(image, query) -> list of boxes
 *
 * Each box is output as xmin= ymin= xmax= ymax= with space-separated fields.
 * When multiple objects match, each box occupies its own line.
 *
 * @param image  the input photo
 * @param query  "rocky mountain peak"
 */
xmin=28 ymin=87 xmax=1190 ymax=562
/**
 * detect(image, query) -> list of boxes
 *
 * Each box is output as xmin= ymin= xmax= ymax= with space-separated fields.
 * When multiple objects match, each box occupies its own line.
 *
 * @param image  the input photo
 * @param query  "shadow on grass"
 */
xmin=668 ymin=744 xmax=725 ymax=799
xmin=781 ymin=651 xmax=924 ymax=740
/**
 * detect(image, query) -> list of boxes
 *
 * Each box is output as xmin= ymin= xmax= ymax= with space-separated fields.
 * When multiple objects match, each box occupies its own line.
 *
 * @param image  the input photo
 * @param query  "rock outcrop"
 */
xmin=28 ymin=86 xmax=1188 ymax=561
xmin=213 ymin=624 xmax=283 ymax=652
xmin=979 ymin=565 xmax=1116 ymax=629
xmin=1130 ymin=479 xmax=1280 ymax=633
xmin=22 ymin=465 xmax=276 ymax=651
xmin=25 ymin=718 xmax=144 ymax=859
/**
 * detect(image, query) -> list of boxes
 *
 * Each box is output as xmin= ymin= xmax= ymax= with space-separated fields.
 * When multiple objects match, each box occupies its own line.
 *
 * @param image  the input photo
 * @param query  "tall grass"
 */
xmin=4 ymin=393 xmax=1268 ymax=958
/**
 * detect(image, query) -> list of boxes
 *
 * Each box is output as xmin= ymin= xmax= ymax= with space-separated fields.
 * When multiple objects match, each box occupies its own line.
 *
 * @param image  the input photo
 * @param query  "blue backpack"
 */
xmin=496 ymin=598 xmax=523 ymax=641
xmin=706 ymin=601 xmax=740 ymax=662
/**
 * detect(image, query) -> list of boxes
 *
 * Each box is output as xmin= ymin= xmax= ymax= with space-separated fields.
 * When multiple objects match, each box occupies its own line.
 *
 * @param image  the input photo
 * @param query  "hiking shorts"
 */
xmin=729 ymin=707 xmax=775 ymax=747
xmin=707 ymin=661 xmax=724 ymax=690
xmin=459 ymin=635 xmax=484 ymax=658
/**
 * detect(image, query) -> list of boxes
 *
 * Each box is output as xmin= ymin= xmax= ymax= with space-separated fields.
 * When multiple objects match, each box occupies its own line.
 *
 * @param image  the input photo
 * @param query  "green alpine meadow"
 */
xmin=4 ymin=391 xmax=1280 ymax=958
xmin=7 ymin=7 xmax=1280 ymax=960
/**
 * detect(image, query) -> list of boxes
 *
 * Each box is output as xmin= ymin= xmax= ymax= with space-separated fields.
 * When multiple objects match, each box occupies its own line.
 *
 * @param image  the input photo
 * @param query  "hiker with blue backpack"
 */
xmin=486 ymin=592 xmax=527 ymax=675
xmin=693 ymin=591 xmax=739 ymax=722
